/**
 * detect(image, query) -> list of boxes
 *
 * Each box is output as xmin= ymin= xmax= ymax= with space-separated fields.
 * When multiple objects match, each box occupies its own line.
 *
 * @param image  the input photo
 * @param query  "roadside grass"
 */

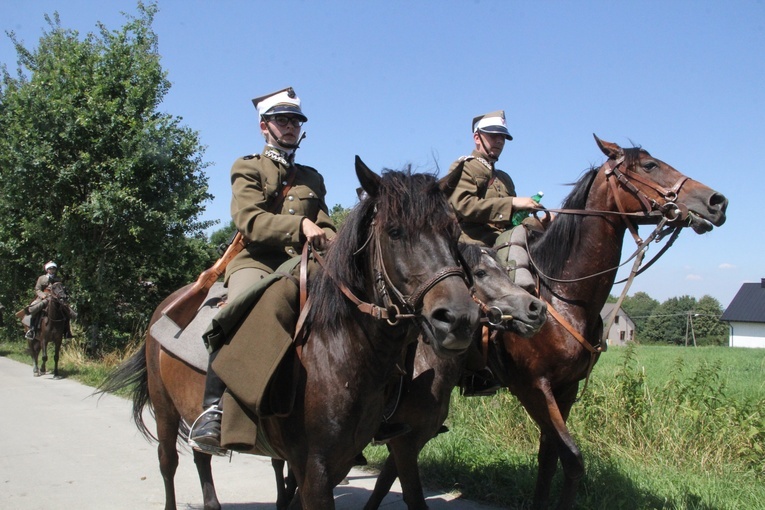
xmin=3 ymin=333 xmax=763 ymax=509
xmin=363 ymin=344 xmax=765 ymax=509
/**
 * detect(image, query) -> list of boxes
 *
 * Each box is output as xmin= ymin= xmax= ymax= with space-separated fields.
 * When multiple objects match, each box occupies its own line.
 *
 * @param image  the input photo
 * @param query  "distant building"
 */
xmin=720 ymin=278 xmax=765 ymax=348
xmin=600 ymin=303 xmax=635 ymax=346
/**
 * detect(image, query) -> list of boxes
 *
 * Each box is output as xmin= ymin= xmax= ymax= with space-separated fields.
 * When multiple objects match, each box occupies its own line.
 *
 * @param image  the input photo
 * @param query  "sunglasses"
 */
xmin=270 ymin=115 xmax=303 ymax=128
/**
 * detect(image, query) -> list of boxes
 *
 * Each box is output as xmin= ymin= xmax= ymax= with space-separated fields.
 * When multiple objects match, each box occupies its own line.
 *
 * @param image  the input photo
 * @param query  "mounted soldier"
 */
xmin=22 ymin=261 xmax=65 ymax=340
xmin=446 ymin=110 xmax=545 ymax=396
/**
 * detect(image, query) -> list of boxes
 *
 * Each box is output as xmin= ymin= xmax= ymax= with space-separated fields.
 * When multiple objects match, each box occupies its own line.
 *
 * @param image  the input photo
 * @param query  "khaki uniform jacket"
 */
xmin=35 ymin=274 xmax=62 ymax=300
xmin=226 ymin=147 xmax=336 ymax=279
xmin=447 ymin=150 xmax=518 ymax=246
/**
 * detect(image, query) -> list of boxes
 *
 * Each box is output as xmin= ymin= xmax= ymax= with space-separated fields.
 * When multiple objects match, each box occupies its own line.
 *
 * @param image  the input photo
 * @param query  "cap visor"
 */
xmin=264 ymin=105 xmax=307 ymax=121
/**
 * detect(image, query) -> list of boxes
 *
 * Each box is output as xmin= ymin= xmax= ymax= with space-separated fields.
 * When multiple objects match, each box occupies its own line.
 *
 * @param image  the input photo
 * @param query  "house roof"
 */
xmin=600 ymin=303 xmax=634 ymax=324
xmin=720 ymin=281 xmax=765 ymax=323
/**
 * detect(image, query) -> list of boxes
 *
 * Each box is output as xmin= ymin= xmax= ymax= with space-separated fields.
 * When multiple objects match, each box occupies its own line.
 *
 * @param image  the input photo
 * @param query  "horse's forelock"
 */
xmin=307 ymin=166 xmax=457 ymax=331
xmin=375 ymin=169 xmax=455 ymax=235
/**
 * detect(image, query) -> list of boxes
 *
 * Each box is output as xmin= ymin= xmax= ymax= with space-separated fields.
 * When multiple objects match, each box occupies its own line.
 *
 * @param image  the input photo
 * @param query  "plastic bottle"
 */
xmin=511 ymin=191 xmax=543 ymax=226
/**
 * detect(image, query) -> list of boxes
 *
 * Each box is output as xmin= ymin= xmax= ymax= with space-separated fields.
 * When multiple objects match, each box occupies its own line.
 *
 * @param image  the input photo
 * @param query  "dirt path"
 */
xmin=0 ymin=356 xmax=497 ymax=509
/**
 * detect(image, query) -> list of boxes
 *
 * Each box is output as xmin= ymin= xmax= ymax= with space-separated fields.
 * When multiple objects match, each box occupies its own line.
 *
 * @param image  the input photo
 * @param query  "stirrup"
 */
xmin=188 ymin=406 xmax=227 ymax=456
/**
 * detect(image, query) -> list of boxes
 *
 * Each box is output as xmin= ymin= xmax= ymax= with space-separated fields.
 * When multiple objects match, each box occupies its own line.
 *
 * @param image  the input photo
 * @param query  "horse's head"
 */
xmin=49 ymin=282 xmax=68 ymax=301
xmin=354 ymin=157 xmax=480 ymax=357
xmin=594 ymin=135 xmax=728 ymax=234
xmin=460 ymin=244 xmax=546 ymax=338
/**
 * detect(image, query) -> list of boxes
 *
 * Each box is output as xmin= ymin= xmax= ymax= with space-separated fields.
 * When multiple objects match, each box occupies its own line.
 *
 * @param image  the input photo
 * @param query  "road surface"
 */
xmin=0 ymin=356 xmax=498 ymax=509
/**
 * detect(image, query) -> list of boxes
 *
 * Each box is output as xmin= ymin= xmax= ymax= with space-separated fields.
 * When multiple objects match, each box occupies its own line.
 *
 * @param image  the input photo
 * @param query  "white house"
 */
xmin=720 ymin=278 xmax=765 ymax=348
xmin=600 ymin=303 xmax=635 ymax=346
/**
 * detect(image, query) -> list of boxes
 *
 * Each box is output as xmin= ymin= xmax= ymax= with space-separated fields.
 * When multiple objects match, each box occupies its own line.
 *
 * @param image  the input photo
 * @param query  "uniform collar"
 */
xmin=471 ymin=150 xmax=494 ymax=171
xmin=263 ymin=145 xmax=294 ymax=166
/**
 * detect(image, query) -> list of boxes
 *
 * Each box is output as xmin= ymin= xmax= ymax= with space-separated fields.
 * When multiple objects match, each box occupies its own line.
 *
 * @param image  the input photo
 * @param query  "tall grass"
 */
xmin=364 ymin=345 xmax=765 ymax=509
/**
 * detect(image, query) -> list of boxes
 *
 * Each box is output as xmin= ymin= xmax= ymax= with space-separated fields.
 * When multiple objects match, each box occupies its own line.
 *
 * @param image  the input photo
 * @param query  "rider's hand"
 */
xmin=512 ymin=196 xmax=543 ymax=211
xmin=301 ymin=218 xmax=328 ymax=251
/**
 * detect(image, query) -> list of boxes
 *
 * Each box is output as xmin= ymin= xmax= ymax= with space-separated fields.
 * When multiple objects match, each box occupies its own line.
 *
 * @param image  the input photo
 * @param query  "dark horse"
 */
xmin=100 ymin=157 xmax=481 ymax=510
xmin=275 ymin=243 xmax=548 ymax=509
xmin=362 ymin=244 xmax=547 ymax=510
xmin=365 ymin=136 xmax=728 ymax=510
xmin=27 ymin=282 xmax=70 ymax=378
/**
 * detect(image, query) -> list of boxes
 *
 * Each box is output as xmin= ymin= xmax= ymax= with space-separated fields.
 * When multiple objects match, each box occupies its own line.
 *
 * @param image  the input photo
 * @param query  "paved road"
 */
xmin=0 ymin=356 xmax=498 ymax=509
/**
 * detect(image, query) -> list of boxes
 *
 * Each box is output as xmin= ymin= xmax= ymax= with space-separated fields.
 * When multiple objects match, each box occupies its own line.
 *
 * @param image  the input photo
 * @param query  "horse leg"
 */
xmin=40 ymin=336 xmax=48 ymax=375
xmin=364 ymin=450 xmax=399 ymax=510
xmin=550 ymin=384 xmax=583 ymax=510
xmin=28 ymin=338 xmax=41 ymax=377
xmin=300 ymin=455 xmax=335 ymax=510
xmin=272 ymin=459 xmax=298 ymax=510
xmin=52 ymin=338 xmax=61 ymax=378
xmin=192 ymin=449 xmax=221 ymax=510
xmin=523 ymin=383 xmax=583 ymax=510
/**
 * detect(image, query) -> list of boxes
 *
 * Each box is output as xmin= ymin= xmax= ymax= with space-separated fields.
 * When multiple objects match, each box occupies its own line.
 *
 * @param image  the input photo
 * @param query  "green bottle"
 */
xmin=511 ymin=191 xmax=543 ymax=226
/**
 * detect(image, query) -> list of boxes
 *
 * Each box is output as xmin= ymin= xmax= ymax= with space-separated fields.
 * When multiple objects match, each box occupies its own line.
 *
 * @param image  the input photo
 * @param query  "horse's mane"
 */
xmin=308 ymin=167 xmax=458 ymax=331
xmin=529 ymin=147 xmax=644 ymax=280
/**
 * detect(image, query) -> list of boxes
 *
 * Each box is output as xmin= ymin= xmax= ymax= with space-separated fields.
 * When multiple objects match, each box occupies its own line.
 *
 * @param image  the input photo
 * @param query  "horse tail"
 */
xmin=95 ymin=342 xmax=155 ymax=442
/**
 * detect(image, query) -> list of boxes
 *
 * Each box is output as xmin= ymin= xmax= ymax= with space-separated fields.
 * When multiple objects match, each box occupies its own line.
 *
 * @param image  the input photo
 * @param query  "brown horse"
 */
xmin=363 ymin=243 xmax=547 ymax=510
xmin=27 ymin=282 xmax=70 ymax=378
xmin=365 ymin=135 xmax=728 ymax=510
xmin=99 ymin=157 xmax=481 ymax=510
xmin=495 ymin=136 xmax=725 ymax=509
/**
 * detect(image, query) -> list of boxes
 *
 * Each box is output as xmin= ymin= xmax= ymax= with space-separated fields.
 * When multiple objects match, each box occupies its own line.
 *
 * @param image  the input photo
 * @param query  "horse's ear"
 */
xmin=593 ymin=134 xmax=624 ymax=160
xmin=355 ymin=156 xmax=381 ymax=198
xmin=438 ymin=164 xmax=463 ymax=194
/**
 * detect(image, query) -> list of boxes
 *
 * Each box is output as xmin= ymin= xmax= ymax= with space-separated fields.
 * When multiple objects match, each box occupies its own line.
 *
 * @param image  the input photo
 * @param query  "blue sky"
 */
xmin=2 ymin=1 xmax=762 ymax=307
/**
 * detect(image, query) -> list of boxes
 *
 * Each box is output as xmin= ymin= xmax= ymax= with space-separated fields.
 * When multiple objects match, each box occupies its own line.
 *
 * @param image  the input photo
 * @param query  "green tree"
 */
xmin=642 ymin=295 xmax=697 ymax=345
xmin=0 ymin=2 xmax=215 ymax=348
xmin=329 ymin=203 xmax=352 ymax=228
xmin=621 ymin=291 xmax=660 ymax=342
xmin=692 ymin=295 xmax=728 ymax=346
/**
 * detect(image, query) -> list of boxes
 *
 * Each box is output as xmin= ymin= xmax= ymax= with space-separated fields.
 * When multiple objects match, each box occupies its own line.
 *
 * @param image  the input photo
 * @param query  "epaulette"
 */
xmin=242 ymin=153 xmax=261 ymax=160
xmin=458 ymin=155 xmax=475 ymax=162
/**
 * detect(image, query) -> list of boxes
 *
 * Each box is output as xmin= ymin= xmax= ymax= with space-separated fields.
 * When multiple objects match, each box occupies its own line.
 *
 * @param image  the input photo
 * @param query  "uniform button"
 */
xmin=309 ymin=192 xmax=314 ymax=197
xmin=282 ymin=181 xmax=288 ymax=186
xmin=288 ymin=209 xmax=295 ymax=214
xmin=288 ymin=249 xmax=295 ymax=254
xmin=288 ymin=196 xmax=294 ymax=201
xmin=284 ymin=232 xmax=291 ymax=237
xmin=498 ymin=214 xmax=504 ymax=219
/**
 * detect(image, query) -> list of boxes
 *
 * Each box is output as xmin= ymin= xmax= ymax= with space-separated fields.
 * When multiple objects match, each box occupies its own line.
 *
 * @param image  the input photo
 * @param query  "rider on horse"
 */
xmin=23 ymin=261 xmax=63 ymax=340
xmin=189 ymin=87 xmax=337 ymax=453
xmin=446 ymin=110 xmax=544 ymax=396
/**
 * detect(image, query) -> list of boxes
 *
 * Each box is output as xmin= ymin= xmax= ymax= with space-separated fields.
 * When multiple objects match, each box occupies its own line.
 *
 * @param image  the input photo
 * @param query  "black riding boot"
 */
xmin=460 ymin=366 xmax=501 ymax=397
xmin=25 ymin=313 xmax=39 ymax=340
xmin=189 ymin=351 xmax=227 ymax=455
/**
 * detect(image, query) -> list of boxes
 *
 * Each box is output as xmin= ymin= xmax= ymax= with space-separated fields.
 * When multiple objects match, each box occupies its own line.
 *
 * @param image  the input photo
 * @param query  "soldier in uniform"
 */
xmin=447 ymin=110 xmax=540 ymax=247
xmin=447 ymin=110 xmax=541 ymax=396
xmin=24 ymin=261 xmax=63 ymax=340
xmin=190 ymin=87 xmax=336 ymax=450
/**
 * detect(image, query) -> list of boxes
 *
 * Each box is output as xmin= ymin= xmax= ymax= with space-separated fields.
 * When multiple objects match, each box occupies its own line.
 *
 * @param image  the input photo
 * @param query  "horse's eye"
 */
xmin=474 ymin=269 xmax=487 ymax=279
xmin=642 ymin=161 xmax=658 ymax=172
xmin=387 ymin=227 xmax=403 ymax=240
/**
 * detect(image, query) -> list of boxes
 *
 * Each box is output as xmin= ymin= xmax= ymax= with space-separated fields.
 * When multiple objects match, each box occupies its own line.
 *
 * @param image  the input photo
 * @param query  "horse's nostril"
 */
xmin=709 ymin=193 xmax=728 ymax=210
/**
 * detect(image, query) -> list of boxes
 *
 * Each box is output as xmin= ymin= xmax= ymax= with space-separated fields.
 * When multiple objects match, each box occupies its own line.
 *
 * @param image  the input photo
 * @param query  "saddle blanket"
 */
xmin=150 ymin=282 xmax=228 ymax=372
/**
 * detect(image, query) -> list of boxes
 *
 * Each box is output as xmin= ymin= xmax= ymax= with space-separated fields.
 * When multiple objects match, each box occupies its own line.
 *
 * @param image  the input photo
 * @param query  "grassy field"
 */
xmin=3 ymin=336 xmax=763 ymax=509
xmin=363 ymin=345 xmax=765 ymax=510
